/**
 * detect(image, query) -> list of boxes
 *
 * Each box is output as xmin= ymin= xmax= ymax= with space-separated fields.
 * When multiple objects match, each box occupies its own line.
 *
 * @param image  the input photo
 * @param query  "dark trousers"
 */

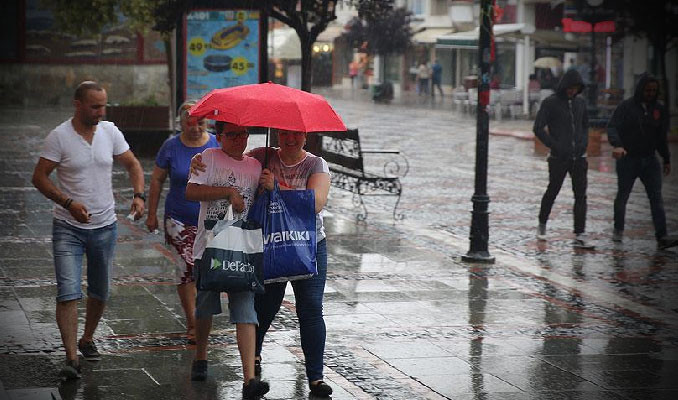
xmin=538 ymin=157 xmax=588 ymax=234
xmin=255 ymin=239 xmax=327 ymax=382
xmin=614 ymin=156 xmax=666 ymax=239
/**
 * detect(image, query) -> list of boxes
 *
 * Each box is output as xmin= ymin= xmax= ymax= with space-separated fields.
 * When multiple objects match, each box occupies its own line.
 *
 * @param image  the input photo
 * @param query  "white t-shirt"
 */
xmin=40 ymin=119 xmax=130 ymax=229
xmin=188 ymin=147 xmax=261 ymax=260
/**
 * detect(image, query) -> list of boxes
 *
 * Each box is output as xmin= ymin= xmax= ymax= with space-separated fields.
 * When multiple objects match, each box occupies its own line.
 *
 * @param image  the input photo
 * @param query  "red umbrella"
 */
xmin=189 ymin=82 xmax=346 ymax=133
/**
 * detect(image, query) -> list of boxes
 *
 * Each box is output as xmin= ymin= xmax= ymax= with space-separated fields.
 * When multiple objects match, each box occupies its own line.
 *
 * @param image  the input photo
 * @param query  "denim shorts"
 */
xmin=52 ymin=218 xmax=117 ymax=302
xmin=195 ymin=286 xmax=258 ymax=324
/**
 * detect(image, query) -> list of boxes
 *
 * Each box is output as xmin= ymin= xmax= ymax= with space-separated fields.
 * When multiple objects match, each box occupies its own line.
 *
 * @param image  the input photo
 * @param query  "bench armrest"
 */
xmin=361 ymin=149 xmax=401 ymax=155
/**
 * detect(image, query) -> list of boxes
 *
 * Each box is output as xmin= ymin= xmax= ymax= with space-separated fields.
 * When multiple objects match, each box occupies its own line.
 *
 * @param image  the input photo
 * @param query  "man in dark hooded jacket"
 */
xmin=607 ymin=73 xmax=677 ymax=249
xmin=533 ymin=69 xmax=593 ymax=249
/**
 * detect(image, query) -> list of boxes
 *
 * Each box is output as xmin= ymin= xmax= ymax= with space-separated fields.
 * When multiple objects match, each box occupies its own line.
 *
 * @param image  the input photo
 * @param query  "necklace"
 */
xmin=279 ymin=149 xmax=306 ymax=166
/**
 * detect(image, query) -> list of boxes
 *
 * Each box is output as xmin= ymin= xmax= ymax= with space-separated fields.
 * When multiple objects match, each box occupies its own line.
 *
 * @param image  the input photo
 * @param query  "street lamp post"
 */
xmin=462 ymin=0 xmax=495 ymax=264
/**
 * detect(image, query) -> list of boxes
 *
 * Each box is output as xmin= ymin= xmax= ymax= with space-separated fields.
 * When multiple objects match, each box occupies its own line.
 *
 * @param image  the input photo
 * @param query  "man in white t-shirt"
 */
xmin=31 ymin=81 xmax=145 ymax=381
xmin=185 ymin=121 xmax=269 ymax=398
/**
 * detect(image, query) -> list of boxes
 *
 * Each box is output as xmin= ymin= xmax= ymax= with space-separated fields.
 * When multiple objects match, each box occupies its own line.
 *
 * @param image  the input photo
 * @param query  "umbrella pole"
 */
xmin=265 ymin=127 xmax=270 ymax=169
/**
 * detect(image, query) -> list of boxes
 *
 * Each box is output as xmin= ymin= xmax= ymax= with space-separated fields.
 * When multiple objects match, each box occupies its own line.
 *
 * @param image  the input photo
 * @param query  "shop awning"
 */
xmin=413 ymin=27 xmax=455 ymax=44
xmin=436 ymin=23 xmax=528 ymax=49
xmin=316 ymin=24 xmax=345 ymax=43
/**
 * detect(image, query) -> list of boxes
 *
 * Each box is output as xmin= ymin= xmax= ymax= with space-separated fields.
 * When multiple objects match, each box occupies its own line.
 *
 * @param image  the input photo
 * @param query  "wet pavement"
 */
xmin=1 ymin=87 xmax=677 ymax=400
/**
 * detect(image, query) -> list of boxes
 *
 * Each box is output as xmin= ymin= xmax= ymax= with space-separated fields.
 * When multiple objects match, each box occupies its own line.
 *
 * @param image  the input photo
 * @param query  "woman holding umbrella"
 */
xmin=250 ymin=129 xmax=333 ymax=397
xmin=145 ymin=101 xmax=218 ymax=343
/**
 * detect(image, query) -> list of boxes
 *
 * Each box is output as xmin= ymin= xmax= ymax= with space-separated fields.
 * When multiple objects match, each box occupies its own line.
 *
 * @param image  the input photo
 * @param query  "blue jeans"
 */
xmin=614 ymin=156 xmax=666 ymax=239
xmin=52 ymin=219 xmax=117 ymax=302
xmin=255 ymin=239 xmax=327 ymax=382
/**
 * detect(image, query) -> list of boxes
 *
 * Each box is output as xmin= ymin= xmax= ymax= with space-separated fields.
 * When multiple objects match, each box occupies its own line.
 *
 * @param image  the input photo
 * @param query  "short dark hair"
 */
xmin=74 ymin=81 xmax=104 ymax=101
xmin=215 ymin=121 xmax=246 ymax=135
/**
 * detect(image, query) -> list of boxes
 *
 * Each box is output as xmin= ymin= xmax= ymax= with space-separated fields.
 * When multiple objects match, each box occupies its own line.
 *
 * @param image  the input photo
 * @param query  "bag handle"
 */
xmin=225 ymin=204 xmax=234 ymax=221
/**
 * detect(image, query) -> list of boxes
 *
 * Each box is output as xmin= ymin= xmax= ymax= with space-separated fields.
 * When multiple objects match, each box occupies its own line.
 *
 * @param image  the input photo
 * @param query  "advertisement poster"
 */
xmin=184 ymin=9 xmax=259 ymax=100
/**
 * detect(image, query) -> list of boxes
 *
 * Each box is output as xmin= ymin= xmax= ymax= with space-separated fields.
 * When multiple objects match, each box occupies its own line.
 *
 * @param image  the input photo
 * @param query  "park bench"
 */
xmin=317 ymin=129 xmax=408 ymax=221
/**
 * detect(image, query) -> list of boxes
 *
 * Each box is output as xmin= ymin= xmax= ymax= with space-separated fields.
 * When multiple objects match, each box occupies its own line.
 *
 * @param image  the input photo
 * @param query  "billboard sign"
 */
xmin=184 ymin=9 xmax=260 ymax=100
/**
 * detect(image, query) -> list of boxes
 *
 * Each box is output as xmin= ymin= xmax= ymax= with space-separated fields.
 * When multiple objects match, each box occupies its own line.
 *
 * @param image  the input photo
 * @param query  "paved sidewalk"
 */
xmin=1 ymin=88 xmax=677 ymax=400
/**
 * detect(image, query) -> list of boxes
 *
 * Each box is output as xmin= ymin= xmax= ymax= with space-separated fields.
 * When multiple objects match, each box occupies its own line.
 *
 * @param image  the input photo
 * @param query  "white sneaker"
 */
xmin=537 ymin=224 xmax=547 ymax=241
xmin=573 ymin=234 xmax=595 ymax=250
xmin=612 ymin=230 xmax=623 ymax=243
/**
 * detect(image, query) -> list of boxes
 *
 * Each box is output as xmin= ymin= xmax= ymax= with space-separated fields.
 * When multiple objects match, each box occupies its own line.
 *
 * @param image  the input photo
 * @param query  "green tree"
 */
xmin=41 ymin=0 xmax=164 ymax=37
xmin=41 ymin=0 xmax=173 ymax=104
xmin=263 ymin=1 xmax=340 ymax=92
xmin=343 ymin=0 xmax=413 ymax=57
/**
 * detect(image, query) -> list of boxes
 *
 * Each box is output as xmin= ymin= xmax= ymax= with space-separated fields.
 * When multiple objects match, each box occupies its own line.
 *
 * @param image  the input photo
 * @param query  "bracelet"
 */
xmin=133 ymin=192 xmax=146 ymax=202
xmin=63 ymin=198 xmax=73 ymax=209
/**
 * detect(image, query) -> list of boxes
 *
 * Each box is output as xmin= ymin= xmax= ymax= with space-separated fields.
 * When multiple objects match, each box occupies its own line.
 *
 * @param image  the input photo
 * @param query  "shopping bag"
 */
xmin=248 ymin=181 xmax=317 ymax=283
xmin=196 ymin=207 xmax=265 ymax=294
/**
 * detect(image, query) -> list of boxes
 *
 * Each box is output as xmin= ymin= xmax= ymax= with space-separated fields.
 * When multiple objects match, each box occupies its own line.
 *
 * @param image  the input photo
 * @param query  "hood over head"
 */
xmin=555 ymin=69 xmax=585 ymax=97
xmin=633 ymin=73 xmax=660 ymax=104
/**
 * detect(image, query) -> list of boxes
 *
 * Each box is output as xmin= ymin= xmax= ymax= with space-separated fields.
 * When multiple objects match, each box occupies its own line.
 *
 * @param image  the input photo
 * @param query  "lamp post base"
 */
xmin=462 ymin=251 xmax=495 ymax=264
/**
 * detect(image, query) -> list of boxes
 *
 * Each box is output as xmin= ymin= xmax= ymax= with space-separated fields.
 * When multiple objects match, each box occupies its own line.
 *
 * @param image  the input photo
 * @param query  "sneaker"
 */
xmin=78 ymin=340 xmax=101 ymax=361
xmin=657 ymin=236 xmax=678 ymax=250
xmin=191 ymin=360 xmax=208 ymax=381
xmin=612 ymin=229 xmax=623 ymax=243
xmin=59 ymin=359 xmax=81 ymax=381
xmin=537 ymin=223 xmax=547 ymax=241
xmin=254 ymin=357 xmax=262 ymax=377
xmin=573 ymin=234 xmax=595 ymax=250
xmin=242 ymin=377 xmax=270 ymax=399
xmin=309 ymin=380 xmax=333 ymax=397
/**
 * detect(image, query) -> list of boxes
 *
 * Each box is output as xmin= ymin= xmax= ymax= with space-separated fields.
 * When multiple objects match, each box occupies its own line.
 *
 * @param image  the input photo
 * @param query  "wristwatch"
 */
xmin=133 ymin=192 xmax=146 ymax=201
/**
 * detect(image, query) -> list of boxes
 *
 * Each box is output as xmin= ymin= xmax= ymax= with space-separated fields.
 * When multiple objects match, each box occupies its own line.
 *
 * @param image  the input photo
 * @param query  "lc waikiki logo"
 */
xmin=264 ymin=230 xmax=310 ymax=245
xmin=210 ymin=258 xmax=255 ymax=273
xmin=268 ymin=201 xmax=283 ymax=214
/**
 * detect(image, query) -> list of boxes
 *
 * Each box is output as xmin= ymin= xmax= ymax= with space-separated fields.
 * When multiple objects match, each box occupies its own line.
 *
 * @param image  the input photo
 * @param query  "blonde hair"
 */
xmin=178 ymin=100 xmax=197 ymax=124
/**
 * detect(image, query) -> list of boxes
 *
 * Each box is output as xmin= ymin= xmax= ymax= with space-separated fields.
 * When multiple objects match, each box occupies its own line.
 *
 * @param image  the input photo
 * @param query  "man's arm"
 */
xmin=114 ymin=150 xmax=145 ymax=219
xmin=607 ymin=102 xmax=627 ymax=159
xmin=533 ymin=101 xmax=552 ymax=147
xmin=658 ymin=105 xmax=671 ymax=176
xmin=32 ymin=157 xmax=89 ymax=223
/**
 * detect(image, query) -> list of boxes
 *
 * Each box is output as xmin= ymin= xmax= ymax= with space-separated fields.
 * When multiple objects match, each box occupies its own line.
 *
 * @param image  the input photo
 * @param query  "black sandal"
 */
xmin=254 ymin=357 xmax=262 ymax=377
xmin=309 ymin=380 xmax=333 ymax=397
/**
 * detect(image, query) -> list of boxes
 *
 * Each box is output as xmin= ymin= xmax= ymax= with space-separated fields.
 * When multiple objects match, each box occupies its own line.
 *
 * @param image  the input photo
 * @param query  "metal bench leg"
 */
xmin=393 ymin=194 xmax=405 ymax=221
xmin=352 ymin=192 xmax=368 ymax=221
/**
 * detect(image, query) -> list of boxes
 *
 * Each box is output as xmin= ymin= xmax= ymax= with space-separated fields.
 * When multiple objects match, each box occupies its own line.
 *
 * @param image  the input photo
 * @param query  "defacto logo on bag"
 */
xmin=263 ymin=230 xmax=310 ymax=245
xmin=210 ymin=258 xmax=255 ymax=273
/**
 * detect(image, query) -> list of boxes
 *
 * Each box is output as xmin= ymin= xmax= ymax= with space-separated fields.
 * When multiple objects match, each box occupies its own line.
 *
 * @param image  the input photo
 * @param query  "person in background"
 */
xmin=417 ymin=61 xmax=431 ymax=96
xmin=533 ymin=69 xmax=593 ymax=249
xmin=607 ymin=73 xmax=678 ymax=249
xmin=32 ymin=81 xmax=145 ymax=381
xmin=145 ymin=101 xmax=218 ymax=343
xmin=431 ymin=59 xmax=443 ymax=97
xmin=529 ymin=73 xmax=541 ymax=92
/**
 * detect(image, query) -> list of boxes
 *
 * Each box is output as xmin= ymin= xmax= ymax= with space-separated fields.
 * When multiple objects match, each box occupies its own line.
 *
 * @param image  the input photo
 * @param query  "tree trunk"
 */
xmin=300 ymin=33 xmax=314 ymax=93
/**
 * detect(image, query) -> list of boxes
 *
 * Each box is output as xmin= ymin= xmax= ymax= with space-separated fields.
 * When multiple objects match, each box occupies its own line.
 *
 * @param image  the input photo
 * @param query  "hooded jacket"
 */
xmin=533 ymin=69 xmax=589 ymax=159
xmin=607 ymin=73 xmax=670 ymax=163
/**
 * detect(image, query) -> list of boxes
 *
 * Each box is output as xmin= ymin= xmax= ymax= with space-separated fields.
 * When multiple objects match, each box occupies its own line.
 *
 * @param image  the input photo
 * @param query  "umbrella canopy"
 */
xmin=534 ymin=57 xmax=562 ymax=69
xmin=189 ymin=82 xmax=346 ymax=133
